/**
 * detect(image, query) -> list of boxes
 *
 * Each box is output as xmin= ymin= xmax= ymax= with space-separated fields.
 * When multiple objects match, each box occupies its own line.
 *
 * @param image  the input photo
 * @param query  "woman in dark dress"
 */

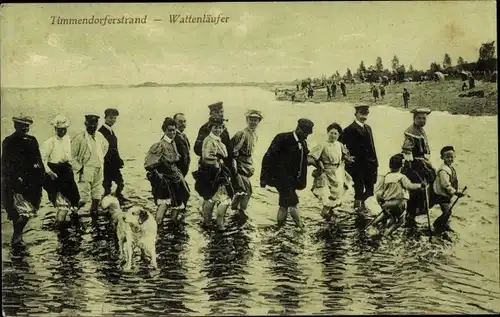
xmin=145 ymin=117 xmax=190 ymax=225
xmin=193 ymin=117 xmax=234 ymax=230
xmin=1 ymin=116 xmax=45 ymax=245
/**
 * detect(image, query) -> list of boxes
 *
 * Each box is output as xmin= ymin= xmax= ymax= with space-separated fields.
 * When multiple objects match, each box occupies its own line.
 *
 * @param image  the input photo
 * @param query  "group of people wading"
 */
xmin=2 ymin=101 xmax=464 ymax=245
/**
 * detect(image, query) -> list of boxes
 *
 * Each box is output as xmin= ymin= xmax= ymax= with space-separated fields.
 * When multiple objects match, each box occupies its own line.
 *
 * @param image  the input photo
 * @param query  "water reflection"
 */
xmin=316 ymin=220 xmax=349 ymax=314
xmin=2 ymin=245 xmax=32 ymax=317
xmin=262 ymin=226 xmax=305 ymax=315
xmin=201 ymin=213 xmax=253 ymax=316
xmin=46 ymin=220 xmax=87 ymax=314
xmin=154 ymin=216 xmax=192 ymax=314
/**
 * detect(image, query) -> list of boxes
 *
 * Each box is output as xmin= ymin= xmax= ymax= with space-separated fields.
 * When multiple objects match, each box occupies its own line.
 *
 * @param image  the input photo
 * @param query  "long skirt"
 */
xmin=147 ymin=164 xmax=190 ymax=207
xmin=311 ymin=165 xmax=348 ymax=208
xmin=44 ymin=162 xmax=81 ymax=207
xmin=193 ymin=164 xmax=234 ymax=201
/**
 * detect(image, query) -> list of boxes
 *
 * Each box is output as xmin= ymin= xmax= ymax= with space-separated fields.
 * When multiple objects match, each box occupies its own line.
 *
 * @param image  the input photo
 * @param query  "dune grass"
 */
xmin=276 ymin=80 xmax=498 ymax=116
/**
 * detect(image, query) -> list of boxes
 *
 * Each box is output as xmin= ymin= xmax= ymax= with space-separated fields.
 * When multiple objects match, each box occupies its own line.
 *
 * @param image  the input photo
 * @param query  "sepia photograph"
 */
xmin=1 ymin=2 xmax=498 ymax=316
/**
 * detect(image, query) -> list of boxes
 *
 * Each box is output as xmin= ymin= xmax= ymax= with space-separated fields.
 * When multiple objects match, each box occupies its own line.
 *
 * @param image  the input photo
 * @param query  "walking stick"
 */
xmin=424 ymin=184 xmax=433 ymax=241
xmin=363 ymin=210 xmax=385 ymax=232
xmin=449 ymin=186 xmax=468 ymax=214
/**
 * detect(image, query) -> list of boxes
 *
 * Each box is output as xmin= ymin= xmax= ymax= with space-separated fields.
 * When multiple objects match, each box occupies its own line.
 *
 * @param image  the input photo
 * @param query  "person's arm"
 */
xmin=401 ymin=175 xmax=424 ymax=190
xmin=375 ymin=177 xmax=385 ymax=203
xmin=402 ymin=133 xmax=414 ymax=156
xmin=101 ymin=135 xmax=109 ymax=158
xmin=202 ymin=138 xmax=219 ymax=162
xmin=40 ymin=138 xmax=57 ymax=178
xmin=260 ymin=134 xmax=281 ymax=186
xmin=71 ymin=135 xmax=83 ymax=173
xmin=438 ymin=170 xmax=457 ymax=196
xmin=193 ymin=125 xmax=207 ymax=157
xmin=231 ymin=131 xmax=245 ymax=157
xmin=307 ymin=143 xmax=324 ymax=169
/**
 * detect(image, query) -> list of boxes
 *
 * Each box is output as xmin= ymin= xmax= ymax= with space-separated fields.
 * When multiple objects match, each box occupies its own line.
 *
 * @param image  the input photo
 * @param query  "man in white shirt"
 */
xmin=42 ymin=115 xmax=84 ymax=224
xmin=71 ymin=114 xmax=109 ymax=216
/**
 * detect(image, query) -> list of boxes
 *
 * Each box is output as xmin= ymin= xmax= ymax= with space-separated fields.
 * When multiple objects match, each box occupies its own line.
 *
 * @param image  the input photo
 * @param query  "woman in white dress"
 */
xmin=308 ymin=122 xmax=353 ymax=218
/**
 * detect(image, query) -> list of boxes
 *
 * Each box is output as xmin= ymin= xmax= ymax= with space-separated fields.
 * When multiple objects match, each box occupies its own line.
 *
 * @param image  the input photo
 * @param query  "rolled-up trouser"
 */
xmin=77 ymin=166 xmax=104 ymax=202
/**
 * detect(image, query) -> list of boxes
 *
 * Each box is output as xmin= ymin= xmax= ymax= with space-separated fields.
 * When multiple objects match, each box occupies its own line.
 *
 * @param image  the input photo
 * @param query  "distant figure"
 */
xmin=260 ymin=119 xmax=315 ymax=229
xmin=461 ymin=82 xmax=468 ymax=91
xmin=331 ymin=82 xmax=337 ymax=98
xmin=380 ymin=84 xmax=386 ymax=100
xmin=371 ymin=84 xmax=379 ymax=102
xmin=468 ymin=75 xmax=475 ymax=89
xmin=291 ymin=92 xmax=296 ymax=102
xmin=403 ymin=88 xmax=410 ymax=108
xmin=296 ymin=84 xmax=299 ymax=91
xmin=326 ymin=85 xmax=331 ymax=100
xmin=307 ymin=86 xmax=314 ymax=98
xmin=340 ymin=81 xmax=347 ymax=96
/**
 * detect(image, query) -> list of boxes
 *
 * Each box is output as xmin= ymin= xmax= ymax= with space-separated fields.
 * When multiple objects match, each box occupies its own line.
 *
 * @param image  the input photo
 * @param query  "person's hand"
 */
xmin=16 ymin=177 xmax=23 ymax=186
xmin=455 ymin=191 xmax=466 ymax=198
xmin=260 ymin=180 xmax=267 ymax=188
xmin=47 ymin=170 xmax=58 ymax=180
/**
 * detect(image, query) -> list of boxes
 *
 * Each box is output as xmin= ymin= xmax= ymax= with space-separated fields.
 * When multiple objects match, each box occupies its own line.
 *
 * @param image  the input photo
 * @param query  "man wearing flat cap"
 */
xmin=71 ymin=114 xmax=109 ymax=215
xmin=339 ymin=104 xmax=378 ymax=211
xmin=1 ymin=115 xmax=45 ymax=245
xmin=41 ymin=115 xmax=84 ymax=225
xmin=260 ymin=118 xmax=315 ymax=229
xmin=98 ymin=108 xmax=127 ymax=202
xmin=193 ymin=102 xmax=235 ymax=180
xmin=230 ymin=109 xmax=263 ymax=215
xmin=400 ymin=107 xmax=436 ymax=227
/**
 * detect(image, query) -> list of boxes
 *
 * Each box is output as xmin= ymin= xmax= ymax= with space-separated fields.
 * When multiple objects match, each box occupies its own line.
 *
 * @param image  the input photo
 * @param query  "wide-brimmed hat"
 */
xmin=50 ymin=115 xmax=71 ymax=128
xmin=12 ymin=115 xmax=33 ymax=125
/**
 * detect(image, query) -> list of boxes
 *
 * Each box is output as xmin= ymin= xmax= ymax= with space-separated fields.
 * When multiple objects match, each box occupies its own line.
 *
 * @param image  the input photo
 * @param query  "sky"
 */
xmin=0 ymin=2 xmax=497 ymax=88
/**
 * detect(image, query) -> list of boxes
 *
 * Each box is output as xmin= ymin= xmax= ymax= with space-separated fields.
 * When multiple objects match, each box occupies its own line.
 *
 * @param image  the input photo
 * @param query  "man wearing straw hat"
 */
xmin=41 ymin=115 xmax=85 ymax=225
xmin=71 ymin=114 xmax=109 ymax=216
xmin=1 ymin=115 xmax=45 ymax=245
xmin=230 ymin=109 xmax=263 ymax=216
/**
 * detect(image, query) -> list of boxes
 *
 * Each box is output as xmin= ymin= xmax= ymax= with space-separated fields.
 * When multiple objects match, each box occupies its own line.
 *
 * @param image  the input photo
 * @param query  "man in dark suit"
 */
xmin=260 ymin=118 xmax=315 ymax=229
xmin=98 ymin=108 xmax=126 ymax=202
xmin=1 ymin=115 xmax=45 ymax=245
xmin=173 ymin=112 xmax=191 ymax=177
xmin=339 ymin=104 xmax=378 ymax=211
xmin=193 ymin=102 xmax=235 ymax=182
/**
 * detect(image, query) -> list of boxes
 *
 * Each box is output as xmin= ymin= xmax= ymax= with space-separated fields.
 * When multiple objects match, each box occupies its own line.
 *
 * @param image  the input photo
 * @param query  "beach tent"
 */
xmin=433 ymin=71 xmax=445 ymax=81
xmin=490 ymin=71 xmax=497 ymax=83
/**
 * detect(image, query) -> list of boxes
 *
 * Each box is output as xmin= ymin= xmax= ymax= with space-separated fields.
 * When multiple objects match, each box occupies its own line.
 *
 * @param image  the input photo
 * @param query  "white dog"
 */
xmin=100 ymin=195 xmax=158 ymax=270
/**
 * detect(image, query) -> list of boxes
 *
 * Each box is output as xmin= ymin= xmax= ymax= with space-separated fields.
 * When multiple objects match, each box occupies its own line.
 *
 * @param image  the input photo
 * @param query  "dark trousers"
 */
xmin=103 ymin=163 xmax=124 ymax=196
xmin=348 ymin=166 xmax=377 ymax=201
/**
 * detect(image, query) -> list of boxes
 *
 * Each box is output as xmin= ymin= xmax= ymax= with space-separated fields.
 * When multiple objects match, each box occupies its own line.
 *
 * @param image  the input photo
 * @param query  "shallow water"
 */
xmin=1 ymin=86 xmax=499 ymax=315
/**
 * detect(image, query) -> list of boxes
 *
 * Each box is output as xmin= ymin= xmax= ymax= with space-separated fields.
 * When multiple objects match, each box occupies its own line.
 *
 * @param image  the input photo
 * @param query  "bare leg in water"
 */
xmin=277 ymin=206 xmax=288 ymax=227
xmin=215 ymin=199 xmax=230 ymax=230
xmin=155 ymin=204 xmax=168 ymax=226
xmin=12 ymin=215 xmax=29 ymax=245
xmin=202 ymin=199 xmax=215 ymax=226
xmin=289 ymin=206 xmax=304 ymax=229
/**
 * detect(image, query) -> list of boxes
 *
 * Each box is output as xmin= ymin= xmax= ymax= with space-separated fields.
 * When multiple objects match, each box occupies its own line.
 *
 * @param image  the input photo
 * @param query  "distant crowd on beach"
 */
xmin=2 ymin=101 xmax=466 ymax=246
